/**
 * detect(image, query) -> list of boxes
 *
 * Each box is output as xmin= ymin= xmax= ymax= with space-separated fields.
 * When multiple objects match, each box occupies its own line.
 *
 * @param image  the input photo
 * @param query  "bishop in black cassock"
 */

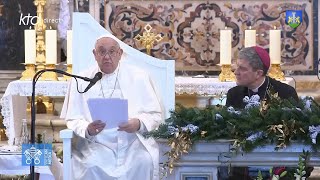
xmin=226 ymin=76 xmax=298 ymax=109
xmin=226 ymin=46 xmax=298 ymax=109
xmin=224 ymin=46 xmax=299 ymax=180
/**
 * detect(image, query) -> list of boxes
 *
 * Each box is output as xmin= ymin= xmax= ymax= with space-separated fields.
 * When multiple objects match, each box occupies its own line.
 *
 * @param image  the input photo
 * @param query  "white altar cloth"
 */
xmin=0 ymin=81 xmax=68 ymax=146
xmin=0 ymin=78 xmax=294 ymax=145
xmin=0 ymin=153 xmax=55 ymax=179
xmin=175 ymin=76 xmax=295 ymax=95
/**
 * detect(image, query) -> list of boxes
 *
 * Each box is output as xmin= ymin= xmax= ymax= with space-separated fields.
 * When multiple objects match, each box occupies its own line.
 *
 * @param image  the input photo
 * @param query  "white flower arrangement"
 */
xmin=243 ymin=95 xmax=261 ymax=109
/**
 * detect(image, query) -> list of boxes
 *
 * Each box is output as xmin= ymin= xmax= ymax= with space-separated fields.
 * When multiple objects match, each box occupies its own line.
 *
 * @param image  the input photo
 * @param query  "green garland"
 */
xmin=145 ymin=92 xmax=320 ymax=175
xmin=147 ymin=95 xmax=320 ymax=151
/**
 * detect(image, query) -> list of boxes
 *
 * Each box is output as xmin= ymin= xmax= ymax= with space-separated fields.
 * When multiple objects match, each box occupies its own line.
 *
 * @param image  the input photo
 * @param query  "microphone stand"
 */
xmin=30 ymin=69 xmax=91 ymax=180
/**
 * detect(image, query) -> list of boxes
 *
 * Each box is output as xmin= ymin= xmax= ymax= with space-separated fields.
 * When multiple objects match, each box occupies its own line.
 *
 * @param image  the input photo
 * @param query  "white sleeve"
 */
xmin=133 ymin=74 xmax=163 ymax=132
xmin=62 ymin=77 xmax=93 ymax=138
xmin=138 ymin=119 xmax=147 ymax=133
xmin=85 ymin=128 xmax=95 ymax=140
xmin=66 ymin=118 xmax=90 ymax=138
xmin=136 ymin=112 xmax=162 ymax=133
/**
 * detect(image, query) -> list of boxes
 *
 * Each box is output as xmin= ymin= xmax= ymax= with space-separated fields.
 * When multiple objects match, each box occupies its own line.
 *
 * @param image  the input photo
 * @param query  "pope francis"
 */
xmin=61 ymin=35 xmax=163 ymax=180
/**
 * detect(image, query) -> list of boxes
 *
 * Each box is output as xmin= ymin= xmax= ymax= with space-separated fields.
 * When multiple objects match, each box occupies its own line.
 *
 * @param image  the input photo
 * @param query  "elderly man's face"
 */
xmin=93 ymin=37 xmax=123 ymax=74
xmin=234 ymin=59 xmax=263 ymax=87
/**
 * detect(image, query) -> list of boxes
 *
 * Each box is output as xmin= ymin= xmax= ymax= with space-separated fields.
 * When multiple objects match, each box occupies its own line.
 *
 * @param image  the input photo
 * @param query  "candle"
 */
xmin=220 ymin=28 xmax=232 ymax=65
xmin=244 ymin=27 xmax=256 ymax=47
xmin=24 ymin=28 xmax=36 ymax=64
xmin=67 ymin=30 xmax=73 ymax=64
xmin=269 ymin=27 xmax=281 ymax=64
xmin=45 ymin=28 xmax=57 ymax=64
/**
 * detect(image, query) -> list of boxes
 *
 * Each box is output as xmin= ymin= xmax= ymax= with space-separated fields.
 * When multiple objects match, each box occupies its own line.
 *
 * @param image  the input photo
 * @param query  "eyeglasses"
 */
xmin=96 ymin=48 xmax=120 ymax=58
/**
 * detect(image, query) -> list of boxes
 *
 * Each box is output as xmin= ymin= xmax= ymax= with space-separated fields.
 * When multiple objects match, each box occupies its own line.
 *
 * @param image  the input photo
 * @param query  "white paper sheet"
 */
xmin=87 ymin=98 xmax=128 ymax=129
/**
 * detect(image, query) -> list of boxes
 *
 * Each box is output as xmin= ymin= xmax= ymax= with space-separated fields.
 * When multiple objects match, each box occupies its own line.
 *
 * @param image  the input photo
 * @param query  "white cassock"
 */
xmin=61 ymin=59 xmax=163 ymax=180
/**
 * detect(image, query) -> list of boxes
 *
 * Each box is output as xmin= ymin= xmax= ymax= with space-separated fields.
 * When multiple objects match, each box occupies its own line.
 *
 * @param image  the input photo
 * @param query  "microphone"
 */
xmin=30 ymin=69 xmax=101 ymax=180
xmin=83 ymin=72 xmax=103 ymax=93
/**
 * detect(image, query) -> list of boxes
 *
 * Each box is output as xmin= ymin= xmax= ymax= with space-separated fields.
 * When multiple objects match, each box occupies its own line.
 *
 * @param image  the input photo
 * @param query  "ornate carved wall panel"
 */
xmin=104 ymin=0 xmax=314 ymax=71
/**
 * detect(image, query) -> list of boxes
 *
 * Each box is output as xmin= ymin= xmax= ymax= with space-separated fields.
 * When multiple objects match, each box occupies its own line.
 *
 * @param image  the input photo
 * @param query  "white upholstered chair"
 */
xmin=59 ymin=13 xmax=175 ymax=180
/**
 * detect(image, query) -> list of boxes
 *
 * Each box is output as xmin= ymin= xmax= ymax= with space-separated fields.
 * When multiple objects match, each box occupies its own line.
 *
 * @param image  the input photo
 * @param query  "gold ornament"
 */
xmin=20 ymin=64 xmax=36 ymax=81
xmin=162 ymin=129 xmax=192 ymax=176
xmin=201 ymin=131 xmax=207 ymax=138
xmin=268 ymin=64 xmax=285 ymax=81
xmin=218 ymin=64 xmax=236 ymax=82
xmin=41 ymin=64 xmax=58 ymax=81
xmin=134 ymin=24 xmax=163 ymax=55
xmin=268 ymin=120 xmax=305 ymax=149
xmin=259 ymin=99 xmax=269 ymax=115
xmin=34 ymin=0 xmax=47 ymax=71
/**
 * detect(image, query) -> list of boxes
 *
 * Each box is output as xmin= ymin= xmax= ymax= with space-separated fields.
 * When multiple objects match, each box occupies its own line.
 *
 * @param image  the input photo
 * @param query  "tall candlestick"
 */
xmin=45 ymin=28 xmax=57 ymax=64
xmin=245 ymin=27 xmax=256 ymax=47
xmin=24 ymin=28 xmax=36 ymax=64
xmin=220 ymin=28 xmax=232 ymax=64
xmin=67 ymin=30 xmax=73 ymax=64
xmin=269 ymin=27 xmax=281 ymax=64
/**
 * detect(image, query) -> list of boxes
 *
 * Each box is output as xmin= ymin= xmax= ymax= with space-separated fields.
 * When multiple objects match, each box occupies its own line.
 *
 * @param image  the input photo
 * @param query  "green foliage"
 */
xmin=255 ymin=170 xmax=263 ymax=180
xmin=145 ymin=96 xmax=320 ymax=152
xmin=145 ymin=94 xmax=319 ymax=178
xmin=294 ymin=151 xmax=310 ymax=180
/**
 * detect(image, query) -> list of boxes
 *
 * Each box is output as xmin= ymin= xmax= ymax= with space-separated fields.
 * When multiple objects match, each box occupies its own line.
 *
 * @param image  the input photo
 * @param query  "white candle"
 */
xmin=269 ymin=27 xmax=281 ymax=64
xmin=67 ymin=30 xmax=73 ymax=64
xmin=45 ymin=29 xmax=57 ymax=64
xmin=220 ymin=28 xmax=232 ymax=65
xmin=245 ymin=27 xmax=256 ymax=47
xmin=24 ymin=28 xmax=36 ymax=64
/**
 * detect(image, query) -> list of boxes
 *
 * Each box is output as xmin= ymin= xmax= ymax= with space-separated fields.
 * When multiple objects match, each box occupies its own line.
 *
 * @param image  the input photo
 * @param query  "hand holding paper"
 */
xmin=118 ymin=118 xmax=141 ymax=133
xmin=87 ymin=120 xmax=106 ymax=136
xmin=87 ymin=98 xmax=128 ymax=129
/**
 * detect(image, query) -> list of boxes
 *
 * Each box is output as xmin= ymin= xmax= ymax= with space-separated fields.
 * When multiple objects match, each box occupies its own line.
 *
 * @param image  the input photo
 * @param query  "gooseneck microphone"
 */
xmin=30 ymin=69 xmax=101 ymax=180
xmin=83 ymin=72 xmax=103 ymax=93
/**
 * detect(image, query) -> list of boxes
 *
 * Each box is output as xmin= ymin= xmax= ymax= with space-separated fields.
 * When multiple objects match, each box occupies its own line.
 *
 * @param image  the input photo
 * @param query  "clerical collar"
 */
xmin=250 ymin=77 xmax=266 ymax=93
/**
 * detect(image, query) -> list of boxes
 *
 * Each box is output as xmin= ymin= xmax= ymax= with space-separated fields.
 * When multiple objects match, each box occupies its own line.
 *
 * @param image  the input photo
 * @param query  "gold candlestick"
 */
xmin=41 ymin=64 xmax=58 ymax=81
xmin=20 ymin=64 xmax=36 ymax=81
xmin=61 ymin=64 xmax=72 ymax=81
xmin=34 ymin=0 xmax=46 ymax=71
xmin=218 ymin=64 xmax=235 ymax=82
xmin=268 ymin=64 xmax=285 ymax=81
xmin=0 ymin=129 xmax=7 ymax=141
xmin=0 ymin=113 xmax=6 ymax=141
xmin=134 ymin=24 xmax=163 ymax=55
